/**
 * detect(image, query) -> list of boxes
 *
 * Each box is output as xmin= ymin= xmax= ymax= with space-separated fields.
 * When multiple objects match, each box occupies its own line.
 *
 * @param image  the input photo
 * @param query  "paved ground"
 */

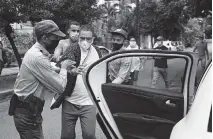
xmin=0 ymin=93 xmax=106 ymax=139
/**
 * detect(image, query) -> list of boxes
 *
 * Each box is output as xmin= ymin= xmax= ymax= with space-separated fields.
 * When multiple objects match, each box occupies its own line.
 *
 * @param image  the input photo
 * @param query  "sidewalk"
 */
xmin=0 ymin=66 xmax=19 ymax=100
xmin=1 ymin=67 xmax=19 ymax=76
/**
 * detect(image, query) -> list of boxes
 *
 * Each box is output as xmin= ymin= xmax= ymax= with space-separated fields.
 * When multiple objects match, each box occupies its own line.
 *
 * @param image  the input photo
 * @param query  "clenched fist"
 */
xmin=61 ymin=60 xmax=76 ymax=71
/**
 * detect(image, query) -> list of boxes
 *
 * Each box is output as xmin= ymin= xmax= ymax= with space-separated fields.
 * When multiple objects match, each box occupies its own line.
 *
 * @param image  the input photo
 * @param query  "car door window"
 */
xmin=104 ymin=55 xmax=188 ymax=139
xmin=107 ymin=55 xmax=187 ymax=93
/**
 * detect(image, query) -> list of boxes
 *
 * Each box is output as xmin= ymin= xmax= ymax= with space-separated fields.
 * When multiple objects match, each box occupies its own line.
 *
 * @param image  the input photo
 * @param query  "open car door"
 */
xmin=83 ymin=50 xmax=198 ymax=139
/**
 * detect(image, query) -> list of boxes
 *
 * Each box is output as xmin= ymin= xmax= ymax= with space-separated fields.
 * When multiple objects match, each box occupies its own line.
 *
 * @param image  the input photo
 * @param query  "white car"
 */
xmin=170 ymin=61 xmax=212 ymax=139
xmin=83 ymin=50 xmax=212 ymax=139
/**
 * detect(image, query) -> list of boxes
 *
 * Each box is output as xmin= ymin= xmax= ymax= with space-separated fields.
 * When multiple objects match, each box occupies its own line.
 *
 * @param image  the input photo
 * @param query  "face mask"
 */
xmin=130 ymin=42 xmax=136 ymax=47
xmin=46 ymin=40 xmax=60 ymax=54
xmin=112 ymin=43 xmax=123 ymax=51
xmin=79 ymin=40 xmax=91 ymax=51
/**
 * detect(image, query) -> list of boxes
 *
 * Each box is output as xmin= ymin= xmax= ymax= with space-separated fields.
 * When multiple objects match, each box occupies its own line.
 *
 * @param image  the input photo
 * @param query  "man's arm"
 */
xmin=193 ymin=44 xmax=198 ymax=52
xmin=53 ymin=41 xmax=64 ymax=62
xmin=30 ymin=55 xmax=68 ymax=94
xmin=112 ymin=57 xmax=131 ymax=84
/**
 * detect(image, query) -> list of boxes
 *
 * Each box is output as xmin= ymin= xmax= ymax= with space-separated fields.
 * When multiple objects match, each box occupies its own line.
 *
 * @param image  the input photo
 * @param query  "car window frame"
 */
xmin=208 ymin=105 xmax=212 ymax=132
xmin=106 ymin=54 xmax=189 ymax=94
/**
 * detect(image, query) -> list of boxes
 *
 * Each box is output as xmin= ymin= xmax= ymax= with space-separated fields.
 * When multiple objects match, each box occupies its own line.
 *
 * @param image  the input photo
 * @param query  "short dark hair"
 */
xmin=68 ymin=21 xmax=80 ymax=29
xmin=80 ymin=25 xmax=94 ymax=35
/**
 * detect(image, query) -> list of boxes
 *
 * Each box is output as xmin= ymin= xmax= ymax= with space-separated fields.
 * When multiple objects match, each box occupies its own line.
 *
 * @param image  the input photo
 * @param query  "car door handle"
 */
xmin=165 ymin=100 xmax=176 ymax=107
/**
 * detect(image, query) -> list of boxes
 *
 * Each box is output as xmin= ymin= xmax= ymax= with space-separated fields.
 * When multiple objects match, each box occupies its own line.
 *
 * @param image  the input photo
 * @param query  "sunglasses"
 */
xmin=79 ymin=37 xmax=93 ymax=42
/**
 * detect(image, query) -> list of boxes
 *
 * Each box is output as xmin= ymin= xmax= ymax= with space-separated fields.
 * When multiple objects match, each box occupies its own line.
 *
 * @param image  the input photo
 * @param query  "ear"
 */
xmin=67 ymin=29 xmax=70 ymax=35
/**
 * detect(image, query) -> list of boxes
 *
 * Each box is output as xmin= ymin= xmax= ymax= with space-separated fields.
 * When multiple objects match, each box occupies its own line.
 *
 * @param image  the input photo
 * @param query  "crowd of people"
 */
xmin=6 ymin=19 xmax=210 ymax=139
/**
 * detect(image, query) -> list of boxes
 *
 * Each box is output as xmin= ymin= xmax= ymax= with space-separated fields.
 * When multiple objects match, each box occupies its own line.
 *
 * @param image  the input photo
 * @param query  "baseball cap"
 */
xmin=157 ymin=36 xmax=164 ymax=41
xmin=111 ymin=29 xmax=127 ymax=39
xmin=35 ymin=20 xmax=66 ymax=38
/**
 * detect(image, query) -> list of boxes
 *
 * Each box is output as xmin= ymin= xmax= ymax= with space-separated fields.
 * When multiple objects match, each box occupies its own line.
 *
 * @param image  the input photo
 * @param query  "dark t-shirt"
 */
xmin=154 ymin=44 xmax=168 ymax=68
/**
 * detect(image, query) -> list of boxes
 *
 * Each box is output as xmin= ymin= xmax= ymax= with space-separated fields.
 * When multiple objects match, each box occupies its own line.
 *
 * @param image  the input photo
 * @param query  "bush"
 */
xmin=182 ymin=18 xmax=203 ymax=47
xmin=1 ymin=31 xmax=34 ymax=62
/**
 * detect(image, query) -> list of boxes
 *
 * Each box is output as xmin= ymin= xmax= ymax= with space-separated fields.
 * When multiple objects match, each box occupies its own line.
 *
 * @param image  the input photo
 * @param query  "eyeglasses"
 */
xmin=70 ymin=29 xmax=80 ymax=33
xmin=79 ymin=37 xmax=93 ymax=43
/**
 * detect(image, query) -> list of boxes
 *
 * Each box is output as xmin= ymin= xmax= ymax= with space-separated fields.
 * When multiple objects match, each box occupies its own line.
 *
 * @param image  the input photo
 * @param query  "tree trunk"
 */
xmin=4 ymin=24 xmax=22 ymax=68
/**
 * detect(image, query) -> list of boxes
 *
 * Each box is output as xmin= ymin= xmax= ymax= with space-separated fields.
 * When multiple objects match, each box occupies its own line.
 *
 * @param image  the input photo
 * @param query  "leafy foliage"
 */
xmin=182 ymin=18 xmax=203 ymax=47
xmin=137 ymin=0 xmax=193 ymax=40
xmin=0 ymin=0 xmax=100 ymax=67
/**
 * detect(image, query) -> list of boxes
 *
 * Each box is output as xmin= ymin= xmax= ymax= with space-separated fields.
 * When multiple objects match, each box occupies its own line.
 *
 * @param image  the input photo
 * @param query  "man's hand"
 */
xmin=70 ymin=65 xmax=87 ymax=76
xmin=51 ymin=62 xmax=61 ymax=73
xmin=61 ymin=60 xmax=76 ymax=70
xmin=52 ymin=53 xmax=61 ymax=62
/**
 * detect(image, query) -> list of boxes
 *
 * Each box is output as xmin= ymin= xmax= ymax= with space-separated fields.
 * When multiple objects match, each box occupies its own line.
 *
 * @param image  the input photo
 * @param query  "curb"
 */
xmin=0 ymin=89 xmax=13 ymax=101
xmin=1 ymin=71 xmax=18 ymax=76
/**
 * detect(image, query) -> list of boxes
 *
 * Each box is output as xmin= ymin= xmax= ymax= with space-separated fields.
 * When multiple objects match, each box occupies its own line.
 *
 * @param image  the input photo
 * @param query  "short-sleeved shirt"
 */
xmin=194 ymin=41 xmax=208 ymax=57
xmin=108 ymin=57 xmax=131 ymax=82
xmin=154 ymin=44 xmax=168 ymax=68
xmin=126 ymin=45 xmax=140 ymax=72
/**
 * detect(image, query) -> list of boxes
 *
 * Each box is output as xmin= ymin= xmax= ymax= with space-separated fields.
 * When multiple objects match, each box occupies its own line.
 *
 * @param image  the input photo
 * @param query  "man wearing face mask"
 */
xmin=59 ymin=25 xmax=102 ymax=139
xmin=108 ymin=29 xmax=131 ymax=84
xmin=10 ymin=20 xmax=72 ymax=139
xmin=53 ymin=21 xmax=80 ymax=62
xmin=126 ymin=37 xmax=139 ymax=50
xmin=126 ymin=37 xmax=141 ymax=85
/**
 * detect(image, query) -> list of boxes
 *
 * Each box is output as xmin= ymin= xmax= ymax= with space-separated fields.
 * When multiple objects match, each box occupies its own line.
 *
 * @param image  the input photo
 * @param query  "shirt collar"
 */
xmin=34 ymin=42 xmax=50 ymax=57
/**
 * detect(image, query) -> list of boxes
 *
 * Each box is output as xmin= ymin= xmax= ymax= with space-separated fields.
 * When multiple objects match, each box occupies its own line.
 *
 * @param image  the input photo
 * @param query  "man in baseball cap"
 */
xmin=108 ymin=28 xmax=132 ymax=84
xmin=151 ymin=35 xmax=170 ymax=88
xmin=11 ymin=20 xmax=72 ymax=139
xmin=111 ymin=28 xmax=128 ymax=51
xmin=34 ymin=20 xmax=66 ymax=54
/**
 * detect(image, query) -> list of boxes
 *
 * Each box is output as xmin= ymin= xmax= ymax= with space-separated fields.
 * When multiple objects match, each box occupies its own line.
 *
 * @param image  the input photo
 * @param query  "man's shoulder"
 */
xmin=59 ymin=39 xmax=70 ymax=46
xmin=24 ymin=46 xmax=47 ymax=64
xmin=121 ymin=56 xmax=131 ymax=63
